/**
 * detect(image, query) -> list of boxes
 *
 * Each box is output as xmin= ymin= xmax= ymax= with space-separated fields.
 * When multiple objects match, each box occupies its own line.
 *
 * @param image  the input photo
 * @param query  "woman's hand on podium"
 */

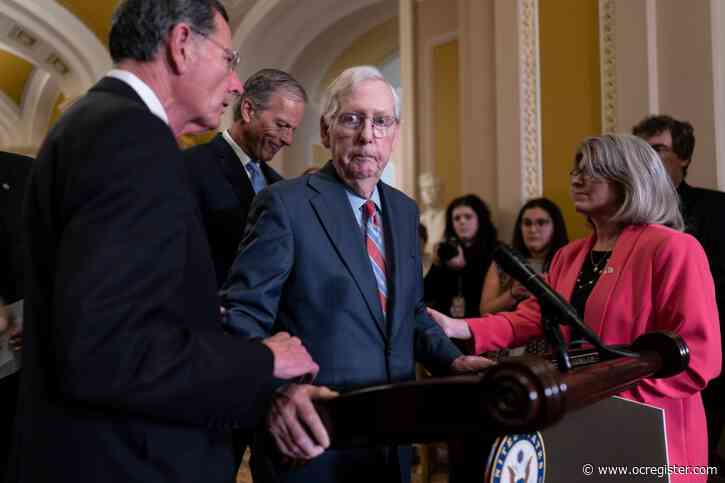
xmin=427 ymin=307 xmax=472 ymax=339
xmin=267 ymin=383 xmax=339 ymax=461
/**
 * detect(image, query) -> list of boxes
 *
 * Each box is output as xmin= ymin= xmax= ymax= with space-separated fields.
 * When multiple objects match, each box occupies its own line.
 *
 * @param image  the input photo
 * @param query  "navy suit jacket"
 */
xmin=10 ymin=77 xmax=277 ymax=483
xmin=221 ymin=162 xmax=461 ymax=482
xmin=184 ymin=134 xmax=282 ymax=287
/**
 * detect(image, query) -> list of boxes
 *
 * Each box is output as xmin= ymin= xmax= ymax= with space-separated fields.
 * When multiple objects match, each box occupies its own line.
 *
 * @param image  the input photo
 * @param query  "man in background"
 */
xmin=634 ymin=114 xmax=725 ymax=469
xmin=184 ymin=68 xmax=306 ymax=286
xmin=0 ymin=150 xmax=31 ymax=482
xmin=9 ymin=2 xmax=319 ymax=482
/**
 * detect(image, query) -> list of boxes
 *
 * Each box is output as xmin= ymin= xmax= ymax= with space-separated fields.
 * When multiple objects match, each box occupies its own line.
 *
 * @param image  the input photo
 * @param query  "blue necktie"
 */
xmin=246 ymin=160 xmax=266 ymax=194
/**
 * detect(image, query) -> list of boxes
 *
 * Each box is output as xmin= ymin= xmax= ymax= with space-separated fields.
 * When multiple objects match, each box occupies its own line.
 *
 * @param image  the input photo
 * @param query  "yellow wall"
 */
xmin=57 ymin=1 xmax=116 ymax=46
xmin=319 ymin=17 xmax=399 ymax=92
xmin=540 ymin=0 xmax=601 ymax=239
xmin=0 ymin=52 xmax=33 ymax=107
xmin=432 ymin=40 xmax=461 ymax=205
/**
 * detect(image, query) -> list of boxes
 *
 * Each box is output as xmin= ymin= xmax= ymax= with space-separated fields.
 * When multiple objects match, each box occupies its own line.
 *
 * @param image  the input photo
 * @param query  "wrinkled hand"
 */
xmin=8 ymin=324 xmax=22 ymax=352
xmin=263 ymin=332 xmax=319 ymax=380
xmin=450 ymin=355 xmax=495 ymax=374
xmin=426 ymin=307 xmax=471 ymax=339
xmin=268 ymin=384 xmax=338 ymax=460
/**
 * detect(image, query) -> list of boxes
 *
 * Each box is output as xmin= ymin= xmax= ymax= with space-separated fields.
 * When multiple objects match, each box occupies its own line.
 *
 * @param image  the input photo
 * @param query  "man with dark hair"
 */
xmin=9 ymin=2 xmax=318 ymax=483
xmin=184 ymin=68 xmax=306 ymax=286
xmin=633 ymin=114 xmax=725 ymax=469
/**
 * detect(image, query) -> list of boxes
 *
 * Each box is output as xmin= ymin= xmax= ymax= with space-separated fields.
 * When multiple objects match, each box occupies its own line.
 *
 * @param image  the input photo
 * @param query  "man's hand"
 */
xmin=268 ymin=384 xmax=338 ymax=460
xmin=426 ymin=307 xmax=472 ymax=339
xmin=263 ymin=332 xmax=319 ymax=380
xmin=450 ymin=355 xmax=495 ymax=374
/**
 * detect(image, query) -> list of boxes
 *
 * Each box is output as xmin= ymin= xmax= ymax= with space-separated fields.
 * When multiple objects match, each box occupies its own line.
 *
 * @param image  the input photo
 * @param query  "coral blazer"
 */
xmin=467 ymin=224 xmax=721 ymax=479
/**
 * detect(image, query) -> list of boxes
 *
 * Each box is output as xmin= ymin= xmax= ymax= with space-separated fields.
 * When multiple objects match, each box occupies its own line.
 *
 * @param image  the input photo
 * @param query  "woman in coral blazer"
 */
xmin=431 ymin=134 xmax=721 ymax=480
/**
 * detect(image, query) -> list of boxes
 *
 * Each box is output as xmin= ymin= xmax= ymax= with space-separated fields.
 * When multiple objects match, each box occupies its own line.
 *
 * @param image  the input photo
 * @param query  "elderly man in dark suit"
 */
xmin=221 ymin=65 xmax=492 ymax=483
xmin=634 ymin=115 xmax=725 ymax=470
xmin=184 ymin=69 xmax=306 ymax=287
xmin=9 ymin=2 xmax=319 ymax=483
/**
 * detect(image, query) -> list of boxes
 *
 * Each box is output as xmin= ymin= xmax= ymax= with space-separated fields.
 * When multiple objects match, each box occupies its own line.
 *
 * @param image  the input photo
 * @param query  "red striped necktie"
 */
xmin=363 ymin=200 xmax=388 ymax=317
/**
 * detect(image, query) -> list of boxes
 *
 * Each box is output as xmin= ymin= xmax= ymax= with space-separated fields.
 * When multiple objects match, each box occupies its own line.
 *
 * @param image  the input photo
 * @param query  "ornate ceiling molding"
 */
xmin=0 ymin=0 xmax=111 ymax=98
xmin=518 ymin=0 xmax=542 ymax=200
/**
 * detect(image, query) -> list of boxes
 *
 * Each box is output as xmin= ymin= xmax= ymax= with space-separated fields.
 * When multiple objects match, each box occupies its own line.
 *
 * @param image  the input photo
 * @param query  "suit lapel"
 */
xmin=309 ymin=164 xmax=388 ymax=339
xmin=211 ymin=134 xmax=254 ymax=206
xmin=379 ymin=183 xmax=405 ymax=339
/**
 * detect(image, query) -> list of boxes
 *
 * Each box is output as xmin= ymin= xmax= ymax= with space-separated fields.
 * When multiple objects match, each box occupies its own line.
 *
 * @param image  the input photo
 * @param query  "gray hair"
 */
xmin=233 ymin=69 xmax=308 ymax=122
xmin=575 ymin=134 xmax=684 ymax=230
xmin=320 ymin=65 xmax=400 ymax=127
xmin=109 ymin=0 xmax=228 ymax=63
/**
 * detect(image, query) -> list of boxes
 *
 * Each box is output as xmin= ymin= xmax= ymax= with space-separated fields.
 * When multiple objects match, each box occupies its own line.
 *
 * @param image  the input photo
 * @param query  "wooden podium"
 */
xmin=314 ymin=331 xmax=685 ymax=482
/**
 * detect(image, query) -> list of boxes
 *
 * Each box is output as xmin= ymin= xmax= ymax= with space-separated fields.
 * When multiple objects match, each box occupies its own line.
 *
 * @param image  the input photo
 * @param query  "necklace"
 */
xmin=574 ymin=250 xmax=611 ymax=291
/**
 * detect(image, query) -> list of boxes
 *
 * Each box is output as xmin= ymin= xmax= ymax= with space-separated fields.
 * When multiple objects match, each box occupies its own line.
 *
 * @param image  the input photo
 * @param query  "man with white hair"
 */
xmin=221 ymin=65 xmax=492 ymax=482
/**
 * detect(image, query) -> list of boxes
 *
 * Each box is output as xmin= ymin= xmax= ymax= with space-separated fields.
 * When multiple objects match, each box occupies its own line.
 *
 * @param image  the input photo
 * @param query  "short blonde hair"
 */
xmin=575 ymin=134 xmax=684 ymax=230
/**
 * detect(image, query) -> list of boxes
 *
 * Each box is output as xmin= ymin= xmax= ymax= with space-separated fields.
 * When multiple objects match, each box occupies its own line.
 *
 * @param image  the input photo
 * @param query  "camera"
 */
xmin=437 ymin=238 xmax=461 ymax=263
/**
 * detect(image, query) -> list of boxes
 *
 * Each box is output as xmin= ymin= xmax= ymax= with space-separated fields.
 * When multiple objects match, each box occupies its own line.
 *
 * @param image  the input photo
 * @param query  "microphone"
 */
xmin=492 ymin=244 xmax=599 ymax=343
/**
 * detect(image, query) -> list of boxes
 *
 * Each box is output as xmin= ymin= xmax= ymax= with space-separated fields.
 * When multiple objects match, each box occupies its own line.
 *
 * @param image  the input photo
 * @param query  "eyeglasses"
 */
xmin=189 ymin=26 xmax=240 ymax=72
xmin=569 ymin=167 xmax=606 ymax=183
xmin=649 ymin=143 xmax=673 ymax=156
xmin=336 ymin=112 xmax=398 ymax=138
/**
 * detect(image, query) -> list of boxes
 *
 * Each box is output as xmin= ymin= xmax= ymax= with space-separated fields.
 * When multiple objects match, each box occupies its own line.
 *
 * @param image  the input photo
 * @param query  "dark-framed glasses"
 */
xmin=189 ymin=26 xmax=240 ymax=72
xmin=569 ymin=167 xmax=605 ymax=183
xmin=336 ymin=112 xmax=398 ymax=138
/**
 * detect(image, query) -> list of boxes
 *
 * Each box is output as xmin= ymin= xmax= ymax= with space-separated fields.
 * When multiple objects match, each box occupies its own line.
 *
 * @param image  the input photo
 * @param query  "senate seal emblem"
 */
xmin=486 ymin=432 xmax=545 ymax=483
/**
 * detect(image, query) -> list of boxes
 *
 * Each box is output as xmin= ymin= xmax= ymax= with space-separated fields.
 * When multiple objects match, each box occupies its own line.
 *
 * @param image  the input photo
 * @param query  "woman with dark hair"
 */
xmin=424 ymin=194 xmax=497 ymax=317
xmin=481 ymin=197 xmax=568 ymax=314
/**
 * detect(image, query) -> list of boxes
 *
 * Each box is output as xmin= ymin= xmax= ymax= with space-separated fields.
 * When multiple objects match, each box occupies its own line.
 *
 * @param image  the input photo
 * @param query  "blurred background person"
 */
xmin=0 ymin=150 xmax=31 ymax=482
xmin=424 ymin=194 xmax=497 ymax=318
xmin=480 ymin=197 xmax=568 ymax=315
xmin=430 ymin=134 xmax=720 ymax=481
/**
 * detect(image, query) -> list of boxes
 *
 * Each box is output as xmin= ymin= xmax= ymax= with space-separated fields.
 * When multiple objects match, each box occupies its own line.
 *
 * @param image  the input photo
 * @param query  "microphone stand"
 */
xmin=540 ymin=302 xmax=572 ymax=372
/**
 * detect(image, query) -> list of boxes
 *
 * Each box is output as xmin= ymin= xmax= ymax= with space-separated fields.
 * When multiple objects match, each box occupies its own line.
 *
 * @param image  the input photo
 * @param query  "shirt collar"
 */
xmin=345 ymin=185 xmax=382 ymax=213
xmin=221 ymin=129 xmax=255 ymax=168
xmin=107 ymin=69 xmax=169 ymax=125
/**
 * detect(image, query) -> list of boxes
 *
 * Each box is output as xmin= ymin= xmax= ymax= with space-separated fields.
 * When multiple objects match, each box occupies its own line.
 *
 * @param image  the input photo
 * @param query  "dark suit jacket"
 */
xmin=0 ymin=152 xmax=32 ymax=303
xmin=9 ymin=77 xmax=277 ymax=483
xmin=184 ymin=134 xmax=282 ymax=287
xmin=679 ymin=182 xmax=725 ymax=375
xmin=221 ymin=162 xmax=461 ymax=482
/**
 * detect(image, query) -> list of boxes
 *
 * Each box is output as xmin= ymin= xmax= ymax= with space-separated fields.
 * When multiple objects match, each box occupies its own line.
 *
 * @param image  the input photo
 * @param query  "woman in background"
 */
xmin=430 ymin=134 xmax=720 ymax=480
xmin=480 ymin=197 xmax=568 ymax=314
xmin=424 ymin=194 xmax=497 ymax=317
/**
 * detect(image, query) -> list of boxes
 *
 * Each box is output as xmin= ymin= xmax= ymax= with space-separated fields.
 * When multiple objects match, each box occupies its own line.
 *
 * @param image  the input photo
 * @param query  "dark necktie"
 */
xmin=363 ymin=200 xmax=388 ymax=317
xmin=246 ymin=160 xmax=266 ymax=194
